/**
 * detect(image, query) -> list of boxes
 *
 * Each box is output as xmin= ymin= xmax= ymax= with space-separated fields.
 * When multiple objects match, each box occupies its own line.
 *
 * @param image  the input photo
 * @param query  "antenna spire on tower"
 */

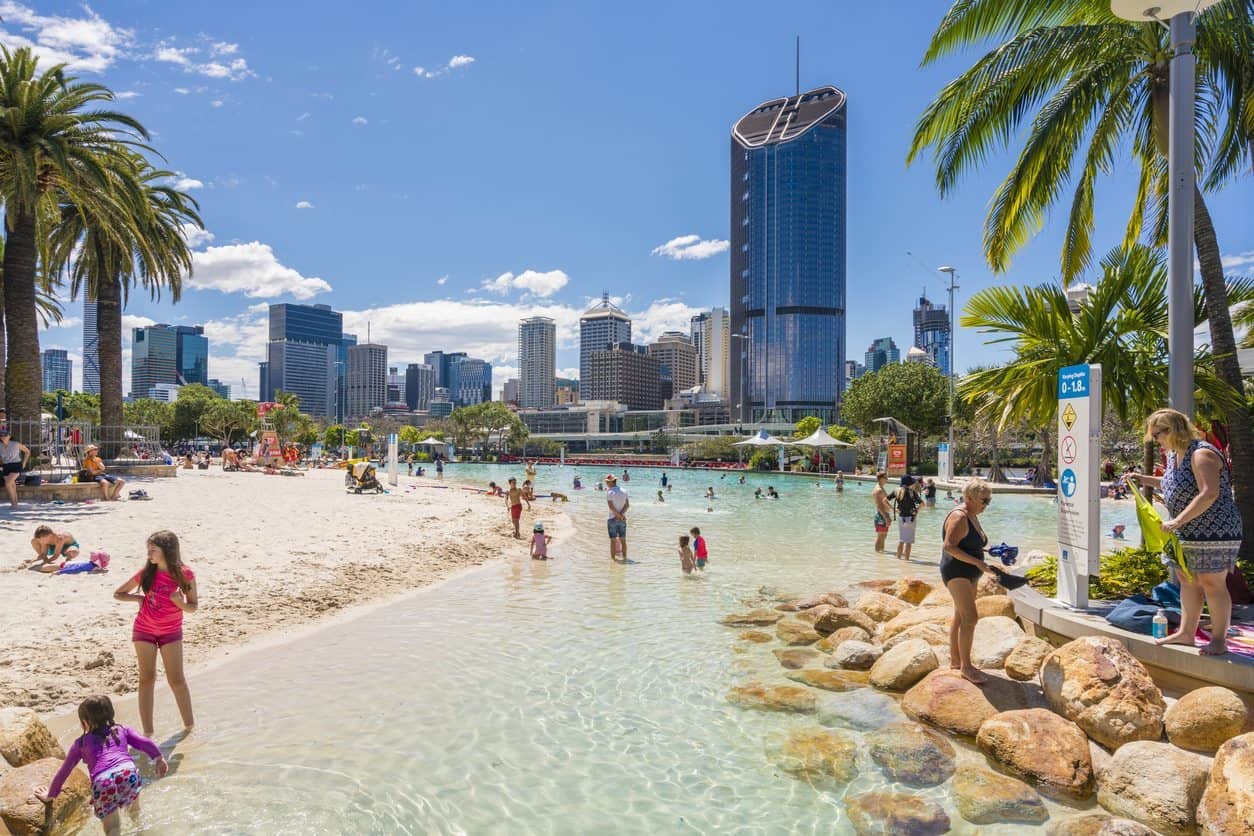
xmin=795 ymin=35 xmax=800 ymax=96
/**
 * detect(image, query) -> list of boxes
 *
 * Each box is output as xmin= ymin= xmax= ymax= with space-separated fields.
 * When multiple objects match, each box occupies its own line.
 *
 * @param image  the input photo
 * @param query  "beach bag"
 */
xmin=1129 ymin=483 xmax=1191 ymax=581
xmin=896 ymin=489 xmax=920 ymax=518
xmin=22 ymin=474 xmax=41 ymax=486
xmin=1106 ymin=594 xmax=1180 ymax=635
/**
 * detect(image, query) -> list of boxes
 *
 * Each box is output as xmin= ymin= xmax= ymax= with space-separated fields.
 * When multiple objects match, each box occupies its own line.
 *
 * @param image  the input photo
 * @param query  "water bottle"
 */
xmin=1152 ymin=609 xmax=1168 ymax=639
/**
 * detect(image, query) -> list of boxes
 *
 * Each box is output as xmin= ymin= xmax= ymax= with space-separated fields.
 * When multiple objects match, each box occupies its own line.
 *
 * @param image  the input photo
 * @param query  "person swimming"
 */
xmin=1111 ymin=524 xmax=1126 ymax=540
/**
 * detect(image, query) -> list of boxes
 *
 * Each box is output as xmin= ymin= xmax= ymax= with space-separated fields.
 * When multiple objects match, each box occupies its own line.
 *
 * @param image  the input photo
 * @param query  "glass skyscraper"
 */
xmin=912 ymin=295 xmax=951 ymax=376
xmin=82 ymin=300 xmax=100 ymax=395
xmin=41 ymin=348 xmax=72 ymax=392
xmin=265 ymin=303 xmax=342 ymax=417
xmin=730 ymin=86 xmax=847 ymax=424
xmin=579 ymin=294 xmax=631 ymax=402
xmin=864 ymin=336 xmax=900 ymax=374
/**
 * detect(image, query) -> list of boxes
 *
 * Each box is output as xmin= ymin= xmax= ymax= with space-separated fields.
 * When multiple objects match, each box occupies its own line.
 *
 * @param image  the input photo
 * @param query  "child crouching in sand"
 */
xmin=530 ymin=522 xmax=552 ymax=560
xmin=678 ymin=535 xmax=695 ymax=575
xmin=36 ymin=695 xmax=167 ymax=836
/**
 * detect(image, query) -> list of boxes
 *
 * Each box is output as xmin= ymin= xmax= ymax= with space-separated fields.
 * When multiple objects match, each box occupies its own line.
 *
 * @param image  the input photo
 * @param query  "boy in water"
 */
xmin=521 ymin=479 xmax=536 ymax=510
xmin=872 ymin=471 xmax=892 ymax=553
xmin=505 ymin=478 xmax=524 ymax=539
xmin=690 ymin=527 xmax=708 ymax=570
xmin=678 ymin=534 xmax=695 ymax=575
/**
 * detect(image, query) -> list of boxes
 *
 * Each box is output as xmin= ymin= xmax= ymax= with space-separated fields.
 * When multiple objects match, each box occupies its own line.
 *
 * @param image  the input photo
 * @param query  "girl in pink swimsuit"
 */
xmin=113 ymin=531 xmax=198 ymax=736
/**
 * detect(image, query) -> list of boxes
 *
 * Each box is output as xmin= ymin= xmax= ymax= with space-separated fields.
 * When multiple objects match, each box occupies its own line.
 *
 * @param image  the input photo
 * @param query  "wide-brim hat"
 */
xmin=900 ymin=475 xmax=915 ymax=486
xmin=534 ymin=522 xmax=544 ymax=532
xmin=604 ymin=474 xmax=617 ymax=482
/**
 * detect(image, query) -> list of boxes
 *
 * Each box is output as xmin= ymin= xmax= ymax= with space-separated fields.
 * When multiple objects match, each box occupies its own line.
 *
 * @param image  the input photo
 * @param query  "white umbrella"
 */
xmin=415 ymin=436 xmax=447 ymax=446
xmin=733 ymin=429 xmax=786 ymax=446
xmin=793 ymin=428 xmax=852 ymax=448
xmin=123 ymin=429 xmax=146 ymax=440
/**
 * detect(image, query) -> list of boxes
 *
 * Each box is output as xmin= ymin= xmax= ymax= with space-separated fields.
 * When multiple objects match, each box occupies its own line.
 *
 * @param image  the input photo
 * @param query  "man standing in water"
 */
xmin=606 ymin=473 xmax=629 ymax=562
xmin=872 ymin=471 xmax=893 ymax=553
xmin=506 ymin=477 xmax=524 ymax=539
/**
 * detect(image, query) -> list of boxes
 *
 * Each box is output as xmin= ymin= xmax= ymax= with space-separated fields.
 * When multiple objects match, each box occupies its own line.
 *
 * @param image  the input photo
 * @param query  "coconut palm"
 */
xmin=0 ymin=46 xmax=149 ymax=426
xmin=909 ymin=0 xmax=1254 ymax=550
xmin=50 ymin=156 xmax=201 ymax=447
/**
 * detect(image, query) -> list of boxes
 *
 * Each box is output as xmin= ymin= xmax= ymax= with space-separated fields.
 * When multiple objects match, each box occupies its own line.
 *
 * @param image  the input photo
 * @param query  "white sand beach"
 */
xmin=0 ymin=467 xmax=567 ymax=713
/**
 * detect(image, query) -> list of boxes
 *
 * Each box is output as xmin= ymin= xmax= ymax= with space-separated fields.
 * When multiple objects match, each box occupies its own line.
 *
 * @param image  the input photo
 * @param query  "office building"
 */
xmin=912 ymin=294 xmax=951 ymax=376
xmin=404 ymin=363 xmax=435 ymax=411
xmin=864 ymin=337 xmax=900 ymax=373
xmin=147 ymin=383 xmax=181 ymax=402
xmin=387 ymin=367 xmax=403 ymax=404
xmin=448 ymin=356 xmax=492 ymax=407
xmin=844 ymin=360 xmax=864 ymax=387
xmin=82 ymin=300 xmax=100 ymax=395
xmin=346 ymin=343 xmax=388 ymax=417
xmin=585 ymin=343 xmax=662 ymax=410
xmin=730 ymin=86 xmax=848 ymax=423
xmin=906 ymin=346 xmax=934 ymax=366
xmin=647 ymin=331 xmax=698 ymax=395
xmin=207 ymin=379 xmax=231 ymax=399
xmin=579 ymin=294 xmax=631 ymax=401
xmin=556 ymin=378 xmax=579 ymax=405
xmin=258 ymin=362 xmax=269 ymax=403
xmin=691 ymin=308 xmax=730 ymax=400
xmin=429 ymin=388 xmax=453 ymax=418
xmin=41 ymin=348 xmax=72 ymax=392
xmin=339 ymin=333 xmax=357 ymax=420
xmin=423 ymin=351 xmax=468 ymax=390
xmin=265 ymin=303 xmax=343 ymax=418
xmin=173 ymin=325 xmax=208 ymax=386
xmin=130 ymin=325 xmax=177 ymax=399
xmin=502 ymin=378 xmax=520 ymax=404
xmin=518 ymin=316 xmax=556 ymax=408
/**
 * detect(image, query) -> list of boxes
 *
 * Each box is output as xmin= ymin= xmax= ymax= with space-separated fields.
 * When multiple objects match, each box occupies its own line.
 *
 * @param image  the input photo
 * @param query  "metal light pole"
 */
xmin=938 ymin=266 xmax=959 ymax=481
xmin=1111 ymin=0 xmax=1216 ymax=415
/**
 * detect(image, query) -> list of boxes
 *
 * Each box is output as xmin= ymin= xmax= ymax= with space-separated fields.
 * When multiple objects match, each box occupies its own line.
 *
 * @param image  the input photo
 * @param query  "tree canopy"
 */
xmin=841 ymin=362 xmax=950 ymax=438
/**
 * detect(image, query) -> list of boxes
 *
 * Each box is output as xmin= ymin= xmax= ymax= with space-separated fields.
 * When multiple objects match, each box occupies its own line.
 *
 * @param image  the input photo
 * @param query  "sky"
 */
xmin=16 ymin=0 xmax=1253 ymax=400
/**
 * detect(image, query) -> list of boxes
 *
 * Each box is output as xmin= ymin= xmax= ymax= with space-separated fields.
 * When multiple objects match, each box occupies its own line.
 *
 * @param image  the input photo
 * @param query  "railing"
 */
xmin=3 ymin=419 xmax=164 ymax=481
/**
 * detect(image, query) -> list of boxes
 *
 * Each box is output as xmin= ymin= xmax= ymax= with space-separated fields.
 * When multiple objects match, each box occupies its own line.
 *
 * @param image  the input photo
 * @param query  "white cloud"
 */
xmin=180 ymin=223 xmax=215 ymax=249
xmin=211 ymin=41 xmax=239 ymax=56
xmin=436 ymin=275 xmax=448 ymax=285
xmin=413 ymin=54 xmax=476 ymax=79
xmin=296 ymin=111 xmax=310 ymax=121
xmin=630 ymin=298 xmax=706 ymax=344
xmin=122 ymin=314 xmax=157 ymax=331
xmin=154 ymin=44 xmax=191 ymax=66
xmin=557 ymin=367 xmax=580 ymax=381
xmin=448 ymin=55 xmax=475 ymax=68
xmin=0 ymin=2 xmax=133 ymax=73
xmin=171 ymin=175 xmax=203 ymax=190
xmin=173 ymin=87 xmax=190 ymax=95
xmin=211 ymin=99 xmax=224 ymax=108
xmin=482 ymin=269 xmax=569 ymax=298
xmin=295 ymin=200 xmax=314 ymax=209
xmin=651 ymin=234 xmax=730 ymax=261
xmin=152 ymin=39 xmax=254 ymax=81
xmin=38 ymin=316 xmax=82 ymax=332
xmin=1221 ymin=251 xmax=1254 ymax=273
xmin=352 ymin=116 xmax=368 ymax=126
xmin=115 ymin=90 xmax=140 ymax=100
xmin=189 ymin=242 xmax=333 ymax=300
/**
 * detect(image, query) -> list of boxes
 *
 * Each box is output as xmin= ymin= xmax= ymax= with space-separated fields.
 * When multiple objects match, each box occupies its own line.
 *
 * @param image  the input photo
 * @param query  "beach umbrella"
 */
xmin=793 ymin=428 xmax=852 ymax=447
xmin=415 ymin=436 xmax=446 ymax=446
xmin=733 ymin=429 xmax=786 ymax=446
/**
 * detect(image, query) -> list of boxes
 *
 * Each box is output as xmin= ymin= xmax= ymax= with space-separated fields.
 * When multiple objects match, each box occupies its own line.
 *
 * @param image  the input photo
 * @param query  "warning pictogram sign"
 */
xmin=1061 ymin=435 xmax=1077 ymax=464
xmin=1061 ymin=403 xmax=1077 ymax=431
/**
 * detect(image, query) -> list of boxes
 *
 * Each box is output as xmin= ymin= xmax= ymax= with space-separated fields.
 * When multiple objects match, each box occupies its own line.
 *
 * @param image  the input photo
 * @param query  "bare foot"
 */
xmin=959 ymin=666 xmax=988 ymax=685
xmin=1154 ymin=631 xmax=1197 ymax=647
xmin=1199 ymin=643 xmax=1228 ymax=656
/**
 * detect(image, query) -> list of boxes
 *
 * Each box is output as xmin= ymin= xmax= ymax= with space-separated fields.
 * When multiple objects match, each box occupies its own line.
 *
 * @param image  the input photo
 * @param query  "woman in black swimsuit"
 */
xmin=941 ymin=478 xmax=999 ymax=684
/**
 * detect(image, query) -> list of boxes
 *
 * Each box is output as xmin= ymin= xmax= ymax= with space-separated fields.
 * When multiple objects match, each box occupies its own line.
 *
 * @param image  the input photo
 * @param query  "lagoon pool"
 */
xmin=134 ymin=465 xmax=1141 ymax=834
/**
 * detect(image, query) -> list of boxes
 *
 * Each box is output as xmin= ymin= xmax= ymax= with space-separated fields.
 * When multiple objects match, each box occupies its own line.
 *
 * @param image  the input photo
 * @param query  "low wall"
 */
xmin=15 ymin=482 xmax=102 ymax=503
xmin=100 ymin=463 xmax=177 ymax=478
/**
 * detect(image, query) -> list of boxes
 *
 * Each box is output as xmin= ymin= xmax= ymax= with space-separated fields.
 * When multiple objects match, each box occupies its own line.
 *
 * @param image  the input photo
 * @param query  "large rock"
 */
xmin=774 ymin=618 xmax=822 ymax=645
xmin=815 ymin=626 xmax=871 ymax=652
xmin=879 ymin=606 xmax=954 ymax=641
xmin=736 ymin=629 xmax=774 ymax=643
xmin=1096 ymin=740 xmax=1209 ymax=836
xmin=868 ymin=639 xmax=938 ymax=691
xmin=976 ymin=708 xmax=1095 ymax=799
xmin=892 ymin=576 xmax=934 ymax=605
xmin=865 ymin=721 xmax=956 ymax=787
xmin=817 ymin=690 xmax=908 ymax=732
xmin=720 ymin=609 xmax=782 ymax=627
xmin=828 ymin=640 xmax=881 ymax=671
xmin=976 ymin=572 xmax=1003 ymax=597
xmin=920 ymin=587 xmax=954 ymax=607
xmin=785 ymin=668 xmax=869 ymax=692
xmin=970 ymin=615 xmax=1027 ymax=668
xmin=727 ymin=682 xmax=817 ymax=713
xmin=1005 ymin=637 xmax=1054 ymax=681
xmin=792 ymin=604 xmax=835 ymax=626
xmin=773 ymin=648 xmax=822 ymax=669
xmin=791 ymin=591 xmax=849 ymax=610
xmin=881 ymin=622 xmax=950 ymax=652
xmin=0 ymin=757 xmax=91 ymax=836
xmin=1047 ymin=814 xmax=1157 ymax=835
xmin=977 ymin=594 xmax=1018 ymax=619
xmin=954 ymin=764 xmax=1049 ymax=825
xmin=901 ymin=668 xmax=1035 ymax=737
xmin=766 ymin=726 xmax=859 ymax=785
xmin=1198 ymin=731 xmax=1254 ymax=836
xmin=1164 ymin=686 xmax=1250 ymax=754
xmin=813 ymin=608 xmax=876 ymax=637
xmin=0 ymin=709 xmax=63 ymax=769
xmin=1040 ymin=636 xmax=1165 ymax=750
xmin=853 ymin=591 xmax=911 ymax=623
xmin=844 ymin=791 xmax=950 ymax=836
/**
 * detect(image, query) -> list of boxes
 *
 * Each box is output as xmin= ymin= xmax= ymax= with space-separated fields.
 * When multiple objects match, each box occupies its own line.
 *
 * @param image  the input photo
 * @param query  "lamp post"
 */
xmin=937 ymin=266 xmax=959 ymax=481
xmin=1111 ymin=0 xmax=1216 ymax=415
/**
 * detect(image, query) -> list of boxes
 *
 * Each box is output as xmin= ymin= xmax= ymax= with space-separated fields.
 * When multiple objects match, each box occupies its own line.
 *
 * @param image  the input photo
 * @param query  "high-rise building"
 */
xmin=844 ymin=360 xmax=865 ymax=387
xmin=130 ymin=325 xmax=178 ymax=399
xmin=82 ymin=300 xmax=100 ymax=395
xmin=555 ymin=378 xmax=579 ymax=405
xmin=404 ymin=363 xmax=435 ymax=411
xmin=730 ymin=86 xmax=848 ymax=423
xmin=172 ymin=325 xmax=208 ymax=386
xmin=423 ymin=351 xmax=467 ymax=390
xmin=912 ymin=294 xmax=951 ymax=376
xmin=41 ymin=348 xmax=72 ymax=392
xmin=429 ymin=388 xmax=453 ymax=417
xmin=339 ymin=333 xmax=357 ymax=421
xmin=585 ymin=343 xmax=662 ymax=410
xmin=386 ymin=367 xmax=403 ymax=404
xmin=258 ymin=362 xmax=270 ymax=402
xmin=579 ymin=294 xmax=631 ymax=401
xmin=864 ymin=337 xmax=900 ymax=374
xmin=646 ymin=332 xmax=698 ymax=394
xmin=265 ymin=303 xmax=343 ymax=417
xmin=448 ymin=357 xmax=492 ymax=407
xmin=346 ymin=343 xmax=387 ymax=417
xmin=691 ymin=308 xmax=731 ymax=400
xmin=502 ymin=378 xmax=520 ymax=404
xmin=207 ymin=379 xmax=231 ymax=399
xmin=518 ymin=316 xmax=556 ymax=409
xmin=906 ymin=346 xmax=934 ymax=366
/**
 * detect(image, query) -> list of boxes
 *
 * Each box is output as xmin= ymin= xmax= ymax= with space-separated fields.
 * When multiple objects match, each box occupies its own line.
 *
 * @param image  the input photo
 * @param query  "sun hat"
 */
xmin=900 ymin=474 xmax=915 ymax=486
xmin=605 ymin=473 xmax=617 ymax=482
xmin=534 ymin=522 xmax=544 ymax=532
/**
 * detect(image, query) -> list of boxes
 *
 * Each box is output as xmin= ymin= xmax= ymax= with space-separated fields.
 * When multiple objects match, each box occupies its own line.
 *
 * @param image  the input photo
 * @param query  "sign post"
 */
xmin=387 ymin=433 xmax=399 ymax=487
xmin=937 ymin=442 xmax=952 ymax=482
xmin=1056 ymin=364 xmax=1102 ymax=608
xmin=887 ymin=444 xmax=907 ymax=477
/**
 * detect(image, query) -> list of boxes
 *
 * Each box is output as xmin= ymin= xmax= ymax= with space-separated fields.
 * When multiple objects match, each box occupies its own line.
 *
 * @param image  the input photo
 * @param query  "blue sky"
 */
xmin=17 ymin=0 xmax=1253 ymax=399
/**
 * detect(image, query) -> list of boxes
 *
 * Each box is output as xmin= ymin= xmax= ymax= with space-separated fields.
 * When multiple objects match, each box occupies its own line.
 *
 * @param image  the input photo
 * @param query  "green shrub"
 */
xmin=1025 ymin=547 xmax=1168 ymax=600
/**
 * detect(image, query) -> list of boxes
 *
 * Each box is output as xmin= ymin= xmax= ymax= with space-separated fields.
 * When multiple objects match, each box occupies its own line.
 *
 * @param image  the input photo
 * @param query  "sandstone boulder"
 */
xmin=976 ymin=572 xmax=1002 ymax=597
xmin=1046 ymin=814 xmax=1156 ymax=835
xmin=792 ymin=604 xmax=835 ymax=626
xmin=1198 ymin=731 xmax=1254 ymax=836
xmin=881 ymin=621 xmax=949 ymax=651
xmin=844 ymin=791 xmax=950 ymax=836
xmin=1095 ymin=740 xmax=1209 ymax=836
xmin=1005 ymin=637 xmax=1054 ymax=681
xmin=920 ymin=587 xmax=954 ymax=607
xmin=786 ymin=668 xmax=869 ymax=692
xmin=878 ymin=606 xmax=953 ymax=641
xmin=792 ymin=591 xmax=849 ymax=610
xmin=773 ymin=648 xmax=822 ymax=669
xmin=774 ymin=618 xmax=822 ymax=646
xmin=815 ymin=626 xmax=871 ymax=652
xmin=954 ymin=764 xmax=1048 ymax=825
xmin=816 ymin=690 xmax=907 ymax=732
xmin=828 ymin=640 xmax=881 ymax=671
xmin=1040 ymin=636 xmax=1166 ymax=750
xmin=853 ymin=591 xmax=910 ymax=623
xmin=766 ymin=726 xmax=859 ymax=785
xmin=813 ymin=608 xmax=876 ymax=637
xmin=865 ymin=721 xmax=956 ymax=787
xmin=900 ymin=669 xmax=1035 ymax=737
xmin=727 ymin=682 xmax=817 ymax=714
xmin=1164 ymin=686 xmax=1250 ymax=754
xmin=0 ymin=710 xmax=62 ymax=769
xmin=0 ymin=757 xmax=91 ymax=836
xmin=720 ymin=609 xmax=782 ymax=627
xmin=853 ymin=578 xmax=898 ymax=593
xmin=868 ymin=639 xmax=937 ymax=691
xmin=892 ymin=576 xmax=933 ymax=605
xmin=736 ymin=629 xmax=774 ymax=643
xmin=970 ymin=615 xmax=1027 ymax=668
xmin=976 ymin=708 xmax=1095 ymax=798
xmin=977 ymin=594 xmax=1018 ymax=619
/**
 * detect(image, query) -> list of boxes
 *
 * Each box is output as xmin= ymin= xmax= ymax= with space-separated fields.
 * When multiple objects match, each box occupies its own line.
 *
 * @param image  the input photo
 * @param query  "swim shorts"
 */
xmin=607 ymin=518 xmax=627 ymax=539
xmin=898 ymin=516 xmax=917 ymax=544
xmin=874 ymin=512 xmax=889 ymax=533
xmin=510 ymin=503 xmax=522 ymax=521
xmin=131 ymin=627 xmax=183 ymax=647
xmin=1 ymin=462 xmax=21 ymax=476
xmin=696 ymin=558 xmax=707 ymax=569
xmin=95 ymin=474 xmax=119 ymax=484
xmin=91 ymin=765 xmax=142 ymax=819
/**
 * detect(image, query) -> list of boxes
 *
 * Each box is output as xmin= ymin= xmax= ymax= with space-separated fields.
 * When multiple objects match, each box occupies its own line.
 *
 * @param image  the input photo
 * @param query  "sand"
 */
xmin=0 ymin=466 xmax=567 ymax=713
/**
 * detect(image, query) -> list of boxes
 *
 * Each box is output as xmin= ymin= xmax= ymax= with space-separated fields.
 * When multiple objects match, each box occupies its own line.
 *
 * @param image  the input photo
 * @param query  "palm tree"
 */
xmin=50 ymin=156 xmax=200 ymax=448
xmin=0 ymin=47 xmax=150 ymax=426
xmin=909 ymin=0 xmax=1254 ymax=553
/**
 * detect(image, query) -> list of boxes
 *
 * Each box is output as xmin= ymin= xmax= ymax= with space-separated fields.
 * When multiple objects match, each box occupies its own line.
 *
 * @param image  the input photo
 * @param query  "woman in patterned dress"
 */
xmin=1133 ymin=408 xmax=1243 ymax=655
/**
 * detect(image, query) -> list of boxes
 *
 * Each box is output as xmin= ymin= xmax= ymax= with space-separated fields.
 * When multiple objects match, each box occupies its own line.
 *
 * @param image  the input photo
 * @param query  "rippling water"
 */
xmin=133 ymin=466 xmax=1137 ymax=834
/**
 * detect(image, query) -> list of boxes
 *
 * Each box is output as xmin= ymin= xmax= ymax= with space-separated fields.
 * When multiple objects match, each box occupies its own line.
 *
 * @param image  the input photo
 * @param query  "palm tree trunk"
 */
xmin=3 ymin=211 xmax=41 ymax=429
xmin=1032 ymin=425 xmax=1052 ymax=488
xmin=0 ymin=291 xmax=6 ymax=410
xmin=1194 ymin=189 xmax=1253 ymax=564
xmin=96 ymin=277 xmax=124 ymax=458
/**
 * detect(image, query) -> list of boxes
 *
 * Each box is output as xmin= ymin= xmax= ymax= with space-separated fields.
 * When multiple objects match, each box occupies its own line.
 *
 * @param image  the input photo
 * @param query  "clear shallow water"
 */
xmin=134 ymin=466 xmax=1138 ymax=834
